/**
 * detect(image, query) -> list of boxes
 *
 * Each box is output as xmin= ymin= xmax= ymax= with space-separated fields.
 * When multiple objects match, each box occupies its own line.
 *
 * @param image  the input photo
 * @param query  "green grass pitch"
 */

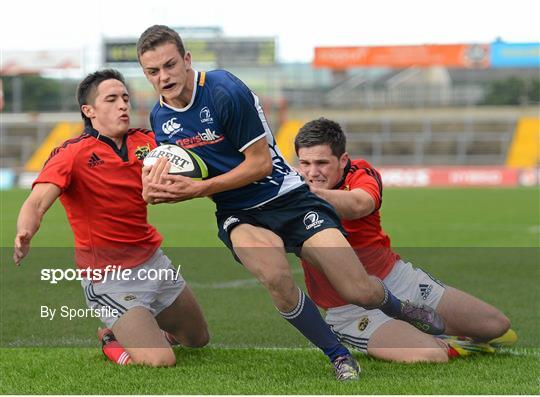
xmin=1 ymin=187 xmax=539 ymax=394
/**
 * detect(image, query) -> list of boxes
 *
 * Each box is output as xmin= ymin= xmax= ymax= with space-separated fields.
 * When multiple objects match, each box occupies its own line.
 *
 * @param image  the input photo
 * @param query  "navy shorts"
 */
xmin=216 ymin=185 xmax=345 ymax=258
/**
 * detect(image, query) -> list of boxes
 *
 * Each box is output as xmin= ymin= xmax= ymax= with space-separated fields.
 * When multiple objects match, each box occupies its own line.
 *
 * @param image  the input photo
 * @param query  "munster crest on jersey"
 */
xmin=357 ymin=316 xmax=370 ymax=332
xmin=135 ymin=144 xmax=151 ymax=160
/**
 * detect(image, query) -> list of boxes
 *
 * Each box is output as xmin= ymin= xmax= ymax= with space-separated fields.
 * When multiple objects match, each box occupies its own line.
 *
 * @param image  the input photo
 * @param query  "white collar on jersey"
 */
xmin=159 ymin=70 xmax=199 ymax=112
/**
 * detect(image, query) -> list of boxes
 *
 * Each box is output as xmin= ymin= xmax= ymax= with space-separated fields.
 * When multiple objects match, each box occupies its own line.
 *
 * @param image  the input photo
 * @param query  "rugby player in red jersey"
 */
xmin=295 ymin=117 xmax=516 ymax=362
xmin=13 ymin=69 xmax=209 ymax=366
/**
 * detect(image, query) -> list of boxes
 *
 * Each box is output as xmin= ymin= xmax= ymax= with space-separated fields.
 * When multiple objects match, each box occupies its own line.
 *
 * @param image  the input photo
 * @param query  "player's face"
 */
xmin=140 ymin=42 xmax=193 ymax=108
xmin=82 ymin=79 xmax=130 ymax=139
xmin=297 ymin=144 xmax=349 ymax=189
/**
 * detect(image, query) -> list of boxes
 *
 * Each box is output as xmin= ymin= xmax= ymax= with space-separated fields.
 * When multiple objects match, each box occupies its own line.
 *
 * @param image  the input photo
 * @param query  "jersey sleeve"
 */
xmin=32 ymin=146 xmax=75 ymax=192
xmin=347 ymin=167 xmax=383 ymax=210
xmin=212 ymin=73 xmax=267 ymax=152
xmin=149 ymin=102 xmax=162 ymax=135
xmin=149 ymin=114 xmax=155 ymax=132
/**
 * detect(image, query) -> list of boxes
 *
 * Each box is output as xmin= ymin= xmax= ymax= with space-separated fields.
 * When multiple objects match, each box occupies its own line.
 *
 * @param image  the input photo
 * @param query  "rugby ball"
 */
xmin=143 ymin=144 xmax=208 ymax=180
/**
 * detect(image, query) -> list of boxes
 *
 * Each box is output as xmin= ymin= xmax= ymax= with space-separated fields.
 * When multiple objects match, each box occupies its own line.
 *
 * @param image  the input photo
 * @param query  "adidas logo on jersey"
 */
xmin=88 ymin=153 xmax=104 ymax=168
xmin=419 ymin=283 xmax=433 ymax=300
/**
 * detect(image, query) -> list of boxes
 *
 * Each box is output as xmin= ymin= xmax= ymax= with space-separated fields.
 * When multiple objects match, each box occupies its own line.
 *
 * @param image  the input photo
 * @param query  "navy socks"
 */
xmin=279 ymin=288 xmax=350 ymax=362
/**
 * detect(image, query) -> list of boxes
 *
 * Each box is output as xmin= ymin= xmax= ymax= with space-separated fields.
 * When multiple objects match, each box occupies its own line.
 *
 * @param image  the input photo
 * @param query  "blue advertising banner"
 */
xmin=491 ymin=42 xmax=540 ymax=68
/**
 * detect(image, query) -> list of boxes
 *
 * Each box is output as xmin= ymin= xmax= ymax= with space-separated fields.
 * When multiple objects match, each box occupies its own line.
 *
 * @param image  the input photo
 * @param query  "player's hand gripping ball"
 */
xmin=143 ymin=144 xmax=208 ymax=180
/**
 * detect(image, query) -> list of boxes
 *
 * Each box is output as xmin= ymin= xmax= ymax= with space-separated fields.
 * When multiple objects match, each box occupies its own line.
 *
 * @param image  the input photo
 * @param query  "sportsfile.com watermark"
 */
xmin=40 ymin=265 xmax=182 ymax=284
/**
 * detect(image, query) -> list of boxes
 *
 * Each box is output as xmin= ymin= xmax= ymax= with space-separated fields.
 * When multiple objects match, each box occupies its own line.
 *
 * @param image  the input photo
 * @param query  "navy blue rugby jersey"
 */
xmin=150 ymin=70 xmax=303 ymax=211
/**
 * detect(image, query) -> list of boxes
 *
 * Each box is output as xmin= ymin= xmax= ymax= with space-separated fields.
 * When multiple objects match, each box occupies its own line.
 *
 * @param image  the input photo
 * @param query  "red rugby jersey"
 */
xmin=301 ymin=159 xmax=399 ymax=310
xmin=33 ymin=126 xmax=162 ymax=270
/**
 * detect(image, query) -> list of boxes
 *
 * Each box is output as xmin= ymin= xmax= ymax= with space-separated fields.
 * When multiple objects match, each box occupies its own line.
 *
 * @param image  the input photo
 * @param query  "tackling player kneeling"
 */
xmin=295 ymin=118 xmax=516 ymax=363
xmin=13 ymin=70 xmax=209 ymax=366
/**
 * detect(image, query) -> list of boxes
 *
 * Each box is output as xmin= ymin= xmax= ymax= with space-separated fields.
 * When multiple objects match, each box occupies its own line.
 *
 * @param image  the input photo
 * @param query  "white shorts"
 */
xmin=81 ymin=249 xmax=186 ymax=328
xmin=325 ymin=259 xmax=446 ymax=353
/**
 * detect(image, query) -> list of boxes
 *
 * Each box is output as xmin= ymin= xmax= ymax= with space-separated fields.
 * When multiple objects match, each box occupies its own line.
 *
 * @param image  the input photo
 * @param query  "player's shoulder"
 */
xmin=205 ymin=70 xmax=249 ymax=94
xmin=127 ymin=127 xmax=154 ymax=137
xmin=205 ymin=69 xmax=237 ymax=84
xmin=149 ymin=100 xmax=170 ymax=132
xmin=149 ymin=100 xmax=163 ymax=118
xmin=204 ymin=70 xmax=253 ymax=114
xmin=127 ymin=127 xmax=156 ymax=146
xmin=348 ymin=158 xmax=376 ymax=174
xmin=149 ymin=98 xmax=172 ymax=120
xmin=346 ymin=158 xmax=382 ymax=184
xmin=45 ymin=132 xmax=92 ymax=163
xmin=346 ymin=158 xmax=383 ymax=195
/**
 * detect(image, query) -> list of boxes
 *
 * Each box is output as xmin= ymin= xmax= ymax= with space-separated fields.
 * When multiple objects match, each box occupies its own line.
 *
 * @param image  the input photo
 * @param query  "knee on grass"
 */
xmin=482 ymin=312 xmax=511 ymax=341
xmin=131 ymin=348 xmax=176 ymax=367
xmin=401 ymin=348 xmax=449 ymax=363
xmin=369 ymin=347 xmax=449 ymax=363
xmin=182 ymin=329 xmax=211 ymax=348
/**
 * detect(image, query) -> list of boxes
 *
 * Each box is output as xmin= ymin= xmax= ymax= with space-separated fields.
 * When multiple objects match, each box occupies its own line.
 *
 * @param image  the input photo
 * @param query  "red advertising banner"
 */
xmin=378 ymin=166 xmax=523 ymax=187
xmin=12 ymin=167 xmax=538 ymax=190
xmin=314 ymin=44 xmax=490 ymax=69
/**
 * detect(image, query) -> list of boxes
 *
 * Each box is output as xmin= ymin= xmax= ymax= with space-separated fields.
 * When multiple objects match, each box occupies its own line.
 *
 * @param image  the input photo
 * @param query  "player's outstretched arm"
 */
xmin=13 ymin=183 xmax=61 ymax=265
xmin=147 ymin=138 xmax=272 ymax=203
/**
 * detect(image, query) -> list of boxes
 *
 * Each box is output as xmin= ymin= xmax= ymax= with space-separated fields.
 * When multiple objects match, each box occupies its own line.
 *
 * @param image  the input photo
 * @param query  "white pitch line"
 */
xmin=527 ymin=225 xmax=540 ymax=234
xmin=205 ymin=346 xmax=540 ymax=357
xmin=5 ymin=338 xmax=95 ymax=347
xmin=1 ymin=338 xmax=540 ymax=357
xmin=207 ymin=345 xmax=316 ymax=352
xmin=494 ymin=348 xmax=540 ymax=357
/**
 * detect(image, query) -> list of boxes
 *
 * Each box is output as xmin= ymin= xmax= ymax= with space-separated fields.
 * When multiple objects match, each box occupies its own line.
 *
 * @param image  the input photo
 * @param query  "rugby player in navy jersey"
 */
xmin=137 ymin=25 xmax=444 ymax=380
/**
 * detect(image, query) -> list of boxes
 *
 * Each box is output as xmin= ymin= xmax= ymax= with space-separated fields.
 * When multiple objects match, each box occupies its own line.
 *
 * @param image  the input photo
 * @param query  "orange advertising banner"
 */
xmin=314 ymin=44 xmax=490 ymax=69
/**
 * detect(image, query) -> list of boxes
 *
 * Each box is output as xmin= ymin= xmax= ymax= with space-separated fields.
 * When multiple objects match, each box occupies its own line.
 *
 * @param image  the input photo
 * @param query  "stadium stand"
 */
xmin=285 ymin=107 xmax=538 ymax=166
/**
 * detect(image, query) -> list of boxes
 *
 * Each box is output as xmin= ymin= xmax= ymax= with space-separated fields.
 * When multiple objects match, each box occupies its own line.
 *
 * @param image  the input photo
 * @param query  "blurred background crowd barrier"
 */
xmin=1 ymin=30 xmax=539 ymax=189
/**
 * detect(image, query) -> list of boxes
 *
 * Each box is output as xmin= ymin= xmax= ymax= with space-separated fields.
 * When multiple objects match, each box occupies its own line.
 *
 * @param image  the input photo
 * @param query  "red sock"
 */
xmin=100 ymin=330 xmax=131 ymax=365
xmin=103 ymin=340 xmax=131 ymax=365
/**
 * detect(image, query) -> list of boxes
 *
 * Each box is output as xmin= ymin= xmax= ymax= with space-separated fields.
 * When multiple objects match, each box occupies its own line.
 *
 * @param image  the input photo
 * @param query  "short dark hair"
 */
xmin=295 ymin=117 xmax=347 ymax=158
xmin=137 ymin=25 xmax=186 ymax=60
xmin=76 ymin=69 xmax=126 ymax=127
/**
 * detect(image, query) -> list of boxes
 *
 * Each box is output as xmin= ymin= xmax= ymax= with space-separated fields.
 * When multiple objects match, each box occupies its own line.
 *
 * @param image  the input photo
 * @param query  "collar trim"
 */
xmin=84 ymin=126 xmax=129 ymax=162
xmin=331 ymin=159 xmax=351 ymax=190
xmin=160 ymin=70 xmax=199 ymax=112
